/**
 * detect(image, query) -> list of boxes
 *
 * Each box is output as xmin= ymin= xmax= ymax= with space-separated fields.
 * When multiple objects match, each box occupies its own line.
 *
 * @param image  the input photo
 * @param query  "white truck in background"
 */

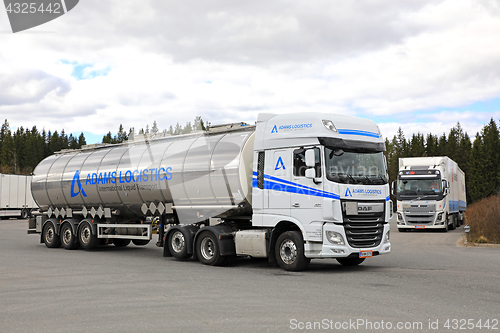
xmin=394 ymin=157 xmax=466 ymax=232
xmin=0 ymin=173 xmax=37 ymax=219
xmin=29 ymin=112 xmax=392 ymax=271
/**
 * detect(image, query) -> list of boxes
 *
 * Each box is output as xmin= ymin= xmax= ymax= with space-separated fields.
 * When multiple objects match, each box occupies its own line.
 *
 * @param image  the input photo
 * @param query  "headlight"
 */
xmin=326 ymin=231 xmax=345 ymax=245
xmin=397 ymin=212 xmax=403 ymax=221
xmin=437 ymin=212 xmax=443 ymax=221
xmin=322 ymin=119 xmax=338 ymax=132
xmin=384 ymin=231 xmax=390 ymax=243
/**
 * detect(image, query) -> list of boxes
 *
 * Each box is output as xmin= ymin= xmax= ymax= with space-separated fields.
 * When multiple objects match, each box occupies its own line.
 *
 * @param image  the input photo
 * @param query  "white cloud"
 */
xmin=0 ymin=0 xmax=499 ymax=143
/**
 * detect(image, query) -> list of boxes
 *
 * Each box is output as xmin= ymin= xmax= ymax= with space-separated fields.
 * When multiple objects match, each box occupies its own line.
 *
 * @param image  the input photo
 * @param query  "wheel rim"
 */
xmin=171 ymin=231 xmax=185 ymax=253
xmin=81 ymin=225 xmax=91 ymax=245
xmin=200 ymin=237 xmax=215 ymax=260
xmin=279 ymin=239 xmax=297 ymax=265
xmin=45 ymin=226 xmax=54 ymax=243
xmin=62 ymin=227 xmax=72 ymax=245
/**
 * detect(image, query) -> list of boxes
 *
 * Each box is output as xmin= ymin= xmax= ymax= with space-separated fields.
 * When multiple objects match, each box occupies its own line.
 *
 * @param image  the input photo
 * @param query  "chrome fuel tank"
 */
xmin=31 ymin=129 xmax=255 ymax=221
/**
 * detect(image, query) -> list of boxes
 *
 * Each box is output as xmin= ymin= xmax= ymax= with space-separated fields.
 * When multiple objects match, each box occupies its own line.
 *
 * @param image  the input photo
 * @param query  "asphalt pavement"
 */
xmin=0 ymin=218 xmax=498 ymax=333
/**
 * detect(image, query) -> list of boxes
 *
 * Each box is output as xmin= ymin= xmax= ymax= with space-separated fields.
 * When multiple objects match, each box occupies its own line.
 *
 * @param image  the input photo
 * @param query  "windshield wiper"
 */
xmin=346 ymin=173 xmax=356 ymax=183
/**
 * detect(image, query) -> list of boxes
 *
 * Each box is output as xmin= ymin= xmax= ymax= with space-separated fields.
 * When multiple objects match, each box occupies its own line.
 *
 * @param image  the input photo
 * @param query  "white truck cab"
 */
xmin=251 ymin=113 xmax=392 ymax=264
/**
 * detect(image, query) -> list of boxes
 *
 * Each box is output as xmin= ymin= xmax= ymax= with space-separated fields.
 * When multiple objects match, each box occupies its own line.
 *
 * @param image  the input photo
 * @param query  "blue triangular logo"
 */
xmin=71 ymin=170 xmax=87 ymax=197
xmin=345 ymin=188 xmax=352 ymax=197
xmin=271 ymin=125 xmax=278 ymax=133
xmin=275 ymin=156 xmax=285 ymax=170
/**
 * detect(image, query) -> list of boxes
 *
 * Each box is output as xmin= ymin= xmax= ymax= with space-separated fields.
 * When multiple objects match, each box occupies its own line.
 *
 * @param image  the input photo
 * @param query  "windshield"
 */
xmin=397 ymin=178 xmax=442 ymax=199
xmin=324 ymin=147 xmax=388 ymax=184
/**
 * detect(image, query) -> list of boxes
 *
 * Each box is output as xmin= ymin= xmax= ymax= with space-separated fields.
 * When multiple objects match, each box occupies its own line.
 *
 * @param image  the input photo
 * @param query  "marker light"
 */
xmin=322 ymin=120 xmax=337 ymax=132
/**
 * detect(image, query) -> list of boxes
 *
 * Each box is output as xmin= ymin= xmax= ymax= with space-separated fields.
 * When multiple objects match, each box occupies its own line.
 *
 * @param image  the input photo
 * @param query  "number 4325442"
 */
xmin=5 ymin=2 xmax=62 ymax=14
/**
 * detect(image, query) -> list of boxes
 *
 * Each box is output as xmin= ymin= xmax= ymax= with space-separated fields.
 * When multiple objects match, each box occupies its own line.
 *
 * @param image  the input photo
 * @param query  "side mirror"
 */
xmin=305 ymin=168 xmax=315 ymax=179
xmin=305 ymin=168 xmax=322 ymax=184
xmin=442 ymin=179 xmax=450 ymax=196
xmin=305 ymin=149 xmax=315 ymax=168
xmin=391 ymin=180 xmax=396 ymax=196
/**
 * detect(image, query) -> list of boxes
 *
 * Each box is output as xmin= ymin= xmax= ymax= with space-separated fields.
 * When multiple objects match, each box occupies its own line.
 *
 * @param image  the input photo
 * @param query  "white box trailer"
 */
xmin=394 ymin=156 xmax=466 ymax=231
xmin=0 ymin=173 xmax=37 ymax=219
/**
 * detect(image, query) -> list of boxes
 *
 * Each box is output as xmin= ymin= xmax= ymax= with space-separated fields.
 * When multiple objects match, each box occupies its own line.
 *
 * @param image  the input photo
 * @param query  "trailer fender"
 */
xmin=163 ymin=224 xmax=198 ymax=257
xmin=40 ymin=218 xmax=60 ymax=244
xmin=192 ymin=225 xmax=236 ymax=260
xmin=77 ymin=218 xmax=98 ymax=236
xmin=60 ymin=218 xmax=81 ymax=236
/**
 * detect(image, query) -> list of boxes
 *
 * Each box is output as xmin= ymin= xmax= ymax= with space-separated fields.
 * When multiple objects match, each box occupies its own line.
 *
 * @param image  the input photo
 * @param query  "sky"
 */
xmin=1 ymin=0 xmax=500 ymax=144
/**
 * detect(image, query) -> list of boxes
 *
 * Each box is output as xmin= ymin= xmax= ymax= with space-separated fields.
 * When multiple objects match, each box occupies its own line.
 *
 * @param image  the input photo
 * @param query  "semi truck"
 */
xmin=28 ymin=112 xmax=392 ymax=271
xmin=0 ymin=173 xmax=37 ymax=219
xmin=394 ymin=156 xmax=466 ymax=232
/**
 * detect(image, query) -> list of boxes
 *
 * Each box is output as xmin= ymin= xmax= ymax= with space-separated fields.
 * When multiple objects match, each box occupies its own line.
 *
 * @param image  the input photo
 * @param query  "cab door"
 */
xmin=290 ymin=147 xmax=323 ymax=223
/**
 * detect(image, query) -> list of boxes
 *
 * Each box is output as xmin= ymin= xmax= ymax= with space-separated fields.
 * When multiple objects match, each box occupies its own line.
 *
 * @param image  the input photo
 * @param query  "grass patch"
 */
xmin=464 ymin=195 xmax=500 ymax=244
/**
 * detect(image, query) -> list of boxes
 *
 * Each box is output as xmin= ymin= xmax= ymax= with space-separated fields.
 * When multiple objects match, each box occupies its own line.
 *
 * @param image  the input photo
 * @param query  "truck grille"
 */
xmin=403 ymin=204 xmax=436 ymax=225
xmin=341 ymin=200 xmax=386 ymax=248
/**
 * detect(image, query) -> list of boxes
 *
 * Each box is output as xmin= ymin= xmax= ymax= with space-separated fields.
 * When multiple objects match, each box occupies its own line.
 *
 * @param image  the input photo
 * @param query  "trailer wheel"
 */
xmin=78 ymin=222 xmax=99 ymax=250
xmin=60 ymin=224 xmax=79 ymax=250
xmin=195 ymin=231 xmax=226 ymax=266
xmin=21 ymin=209 xmax=29 ymax=219
xmin=336 ymin=257 xmax=365 ymax=266
xmin=275 ymin=231 xmax=310 ymax=271
xmin=168 ymin=230 xmax=190 ymax=259
xmin=43 ymin=222 xmax=61 ymax=248
xmin=132 ymin=239 xmax=150 ymax=246
xmin=113 ymin=239 xmax=131 ymax=247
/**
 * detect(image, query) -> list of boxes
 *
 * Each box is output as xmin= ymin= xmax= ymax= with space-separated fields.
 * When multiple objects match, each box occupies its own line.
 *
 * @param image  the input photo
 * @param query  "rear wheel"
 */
xmin=43 ymin=222 xmax=61 ymax=248
xmin=60 ymin=224 xmax=79 ymax=250
xmin=275 ymin=231 xmax=310 ymax=271
xmin=195 ymin=231 xmax=226 ymax=266
xmin=336 ymin=257 xmax=365 ymax=266
xmin=168 ymin=229 xmax=190 ymax=259
xmin=78 ymin=221 xmax=99 ymax=250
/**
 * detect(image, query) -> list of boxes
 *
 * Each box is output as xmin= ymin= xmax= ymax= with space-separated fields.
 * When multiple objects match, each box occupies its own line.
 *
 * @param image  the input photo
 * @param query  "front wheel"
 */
xmin=336 ymin=257 xmax=365 ymax=266
xmin=275 ymin=231 xmax=310 ymax=271
xmin=195 ymin=231 xmax=226 ymax=266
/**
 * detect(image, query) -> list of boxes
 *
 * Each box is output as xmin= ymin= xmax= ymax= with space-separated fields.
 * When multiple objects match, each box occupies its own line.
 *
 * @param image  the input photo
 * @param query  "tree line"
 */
xmin=0 ymin=117 xmax=205 ymax=174
xmin=384 ymin=119 xmax=500 ymax=204
xmin=1 ymin=116 xmax=499 ymax=204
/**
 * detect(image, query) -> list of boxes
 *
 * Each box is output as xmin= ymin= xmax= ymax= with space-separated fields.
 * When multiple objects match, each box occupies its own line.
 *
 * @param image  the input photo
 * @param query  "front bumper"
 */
xmin=304 ymin=223 xmax=391 ymax=259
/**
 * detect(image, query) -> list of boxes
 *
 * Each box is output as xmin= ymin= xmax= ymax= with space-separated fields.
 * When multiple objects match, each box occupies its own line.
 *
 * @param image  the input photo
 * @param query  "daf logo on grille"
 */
xmin=358 ymin=206 xmax=372 ymax=211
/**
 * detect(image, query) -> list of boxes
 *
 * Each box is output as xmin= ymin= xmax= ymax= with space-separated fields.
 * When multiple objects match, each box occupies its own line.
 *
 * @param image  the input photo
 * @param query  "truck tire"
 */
xmin=275 ymin=231 xmax=310 ymax=271
xmin=113 ymin=239 xmax=131 ymax=247
xmin=195 ymin=231 xmax=226 ymax=266
xmin=60 ymin=224 xmax=79 ymax=250
xmin=336 ymin=257 xmax=365 ymax=266
xmin=132 ymin=239 xmax=150 ymax=246
xmin=43 ymin=222 xmax=61 ymax=248
xmin=168 ymin=229 xmax=190 ymax=259
xmin=78 ymin=221 xmax=99 ymax=250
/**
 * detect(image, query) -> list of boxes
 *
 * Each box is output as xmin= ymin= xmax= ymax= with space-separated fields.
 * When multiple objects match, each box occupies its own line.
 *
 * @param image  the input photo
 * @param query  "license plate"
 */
xmin=359 ymin=250 xmax=373 ymax=258
xmin=415 ymin=225 xmax=425 ymax=229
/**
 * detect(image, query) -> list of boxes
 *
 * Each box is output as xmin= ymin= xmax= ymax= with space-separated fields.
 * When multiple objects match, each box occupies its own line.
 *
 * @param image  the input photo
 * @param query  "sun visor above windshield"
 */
xmin=318 ymin=137 xmax=386 ymax=152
